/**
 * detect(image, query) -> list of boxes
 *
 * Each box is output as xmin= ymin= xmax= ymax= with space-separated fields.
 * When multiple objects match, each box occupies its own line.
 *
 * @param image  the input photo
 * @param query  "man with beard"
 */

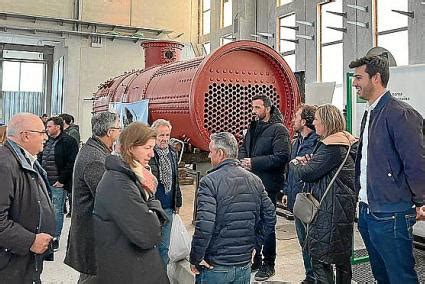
xmin=39 ymin=116 xmax=78 ymax=251
xmin=350 ymin=55 xmax=425 ymax=283
xmin=238 ymin=94 xmax=290 ymax=281
xmin=282 ymin=104 xmax=319 ymax=284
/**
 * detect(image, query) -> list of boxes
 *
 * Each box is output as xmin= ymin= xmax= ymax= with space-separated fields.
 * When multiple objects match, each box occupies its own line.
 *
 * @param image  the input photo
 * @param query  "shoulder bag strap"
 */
xmin=318 ymin=136 xmax=352 ymax=205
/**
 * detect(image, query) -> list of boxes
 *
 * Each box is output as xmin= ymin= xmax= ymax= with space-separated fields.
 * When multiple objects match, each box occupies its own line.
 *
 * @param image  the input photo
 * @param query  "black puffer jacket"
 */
xmin=190 ymin=159 xmax=276 ymax=266
xmin=239 ymin=106 xmax=291 ymax=192
xmin=39 ymin=132 xmax=79 ymax=192
xmin=293 ymin=132 xmax=358 ymax=264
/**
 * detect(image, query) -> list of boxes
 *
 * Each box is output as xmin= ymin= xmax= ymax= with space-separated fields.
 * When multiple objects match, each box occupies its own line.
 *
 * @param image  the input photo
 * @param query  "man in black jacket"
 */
xmin=239 ymin=94 xmax=290 ymax=281
xmin=39 ymin=116 xmax=78 ymax=250
xmin=59 ymin=113 xmax=80 ymax=218
xmin=190 ymin=132 xmax=276 ymax=283
xmin=0 ymin=113 xmax=55 ymax=283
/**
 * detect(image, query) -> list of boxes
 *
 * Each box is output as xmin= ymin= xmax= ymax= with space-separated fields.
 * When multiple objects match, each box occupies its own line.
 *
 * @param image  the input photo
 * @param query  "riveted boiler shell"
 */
xmin=94 ymin=40 xmax=300 ymax=151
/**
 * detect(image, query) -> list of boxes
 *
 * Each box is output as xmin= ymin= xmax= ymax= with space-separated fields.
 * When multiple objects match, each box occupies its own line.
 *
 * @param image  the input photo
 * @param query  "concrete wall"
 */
xmin=409 ymin=0 xmax=425 ymax=64
xmin=0 ymin=0 xmax=199 ymax=140
xmin=0 ymin=0 xmax=75 ymax=18
xmin=1 ymin=0 xmax=196 ymax=42
xmin=20 ymin=35 xmax=147 ymax=140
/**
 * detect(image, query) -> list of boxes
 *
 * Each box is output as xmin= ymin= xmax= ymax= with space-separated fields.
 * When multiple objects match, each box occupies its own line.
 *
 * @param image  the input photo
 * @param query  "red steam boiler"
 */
xmin=93 ymin=40 xmax=300 ymax=151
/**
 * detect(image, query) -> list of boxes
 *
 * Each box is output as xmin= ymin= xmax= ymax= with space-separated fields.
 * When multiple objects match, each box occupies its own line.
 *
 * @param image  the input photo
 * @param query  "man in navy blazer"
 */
xmin=350 ymin=55 xmax=425 ymax=283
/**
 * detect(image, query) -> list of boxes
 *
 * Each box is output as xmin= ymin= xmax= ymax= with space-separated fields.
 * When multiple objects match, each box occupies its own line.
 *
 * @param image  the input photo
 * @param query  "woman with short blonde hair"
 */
xmin=314 ymin=104 xmax=346 ymax=137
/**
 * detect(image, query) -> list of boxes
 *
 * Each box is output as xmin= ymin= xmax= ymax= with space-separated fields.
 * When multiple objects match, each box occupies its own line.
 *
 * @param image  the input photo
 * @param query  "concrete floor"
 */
xmin=42 ymin=184 xmax=368 ymax=283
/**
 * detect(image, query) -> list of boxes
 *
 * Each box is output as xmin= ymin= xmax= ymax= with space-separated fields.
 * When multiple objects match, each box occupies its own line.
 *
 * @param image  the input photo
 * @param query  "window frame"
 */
xmin=202 ymin=0 xmax=211 ymax=35
xmin=221 ymin=0 xmax=233 ymax=28
xmin=277 ymin=13 xmax=297 ymax=71
xmin=373 ymin=0 xmax=409 ymax=66
xmin=318 ymin=0 xmax=344 ymax=109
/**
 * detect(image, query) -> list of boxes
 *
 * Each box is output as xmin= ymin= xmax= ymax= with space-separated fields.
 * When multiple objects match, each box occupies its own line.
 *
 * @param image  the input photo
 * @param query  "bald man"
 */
xmin=0 ymin=113 xmax=55 ymax=284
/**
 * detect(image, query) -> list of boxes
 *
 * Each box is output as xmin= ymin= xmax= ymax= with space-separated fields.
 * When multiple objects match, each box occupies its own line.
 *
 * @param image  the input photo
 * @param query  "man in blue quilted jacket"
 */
xmin=190 ymin=132 xmax=276 ymax=284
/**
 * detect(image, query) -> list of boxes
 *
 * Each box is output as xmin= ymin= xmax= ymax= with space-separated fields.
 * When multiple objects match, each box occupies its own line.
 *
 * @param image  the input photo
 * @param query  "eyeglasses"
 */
xmin=21 ymin=130 xmax=48 ymax=135
xmin=109 ymin=127 xmax=122 ymax=131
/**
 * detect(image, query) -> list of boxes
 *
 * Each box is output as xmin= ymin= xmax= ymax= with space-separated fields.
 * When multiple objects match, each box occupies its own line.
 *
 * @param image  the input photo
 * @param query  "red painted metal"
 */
xmin=141 ymin=41 xmax=184 ymax=69
xmin=93 ymin=40 xmax=300 ymax=151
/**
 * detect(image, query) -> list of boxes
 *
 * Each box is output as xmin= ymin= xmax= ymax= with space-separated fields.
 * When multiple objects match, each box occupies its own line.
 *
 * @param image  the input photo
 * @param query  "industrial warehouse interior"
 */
xmin=0 ymin=0 xmax=425 ymax=283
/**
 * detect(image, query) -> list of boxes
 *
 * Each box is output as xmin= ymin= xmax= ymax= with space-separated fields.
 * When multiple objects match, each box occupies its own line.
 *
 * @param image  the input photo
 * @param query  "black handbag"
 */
xmin=293 ymin=138 xmax=352 ymax=225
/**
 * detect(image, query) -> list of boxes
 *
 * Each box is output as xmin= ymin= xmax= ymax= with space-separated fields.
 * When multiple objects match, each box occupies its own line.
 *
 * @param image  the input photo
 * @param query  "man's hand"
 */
xmin=190 ymin=260 xmax=213 ymax=274
xmin=241 ymin=158 xmax=252 ymax=170
xmin=30 ymin=233 xmax=53 ymax=254
xmin=53 ymin=181 xmax=64 ymax=188
xmin=416 ymin=206 xmax=425 ymax=221
xmin=282 ymin=195 xmax=288 ymax=208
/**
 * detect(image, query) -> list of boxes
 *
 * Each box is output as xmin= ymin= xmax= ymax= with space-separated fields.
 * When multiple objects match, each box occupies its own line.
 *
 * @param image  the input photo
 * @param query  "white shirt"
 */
xmin=359 ymin=92 xmax=386 ymax=204
xmin=20 ymin=146 xmax=38 ymax=168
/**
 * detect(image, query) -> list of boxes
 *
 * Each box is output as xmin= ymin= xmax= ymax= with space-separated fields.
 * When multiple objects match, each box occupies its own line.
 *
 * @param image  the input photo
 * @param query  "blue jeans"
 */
xmin=51 ymin=187 xmax=66 ymax=239
xmin=195 ymin=263 xmax=251 ymax=284
xmin=254 ymin=191 xmax=277 ymax=266
xmin=295 ymin=217 xmax=315 ymax=281
xmin=158 ymin=208 xmax=174 ymax=266
xmin=358 ymin=202 xmax=418 ymax=283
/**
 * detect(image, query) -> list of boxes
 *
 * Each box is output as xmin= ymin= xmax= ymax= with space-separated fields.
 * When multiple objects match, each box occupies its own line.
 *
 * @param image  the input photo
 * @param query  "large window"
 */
xmin=1 ymin=56 xmax=46 ymax=123
xmin=2 ymin=61 xmax=44 ymax=92
xmin=222 ymin=0 xmax=232 ymax=27
xmin=278 ymin=14 xmax=296 ymax=71
xmin=319 ymin=0 xmax=344 ymax=109
xmin=375 ymin=0 xmax=408 ymax=66
xmin=202 ymin=0 xmax=211 ymax=35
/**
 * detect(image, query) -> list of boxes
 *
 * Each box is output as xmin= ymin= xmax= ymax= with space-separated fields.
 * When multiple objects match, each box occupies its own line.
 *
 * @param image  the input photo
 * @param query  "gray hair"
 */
xmin=210 ymin=132 xmax=238 ymax=158
xmin=6 ymin=112 xmax=40 ymax=136
xmin=91 ymin=112 xmax=118 ymax=137
xmin=151 ymin=119 xmax=172 ymax=130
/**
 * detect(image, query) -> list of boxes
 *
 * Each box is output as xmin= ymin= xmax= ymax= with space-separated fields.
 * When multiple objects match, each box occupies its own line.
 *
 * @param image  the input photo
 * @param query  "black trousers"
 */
xmin=312 ymin=257 xmax=352 ymax=284
xmin=253 ymin=191 xmax=277 ymax=267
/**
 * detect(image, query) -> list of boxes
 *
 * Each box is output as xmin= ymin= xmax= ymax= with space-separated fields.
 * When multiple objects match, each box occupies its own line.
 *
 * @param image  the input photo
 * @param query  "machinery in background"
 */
xmin=93 ymin=40 xmax=300 ymax=153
